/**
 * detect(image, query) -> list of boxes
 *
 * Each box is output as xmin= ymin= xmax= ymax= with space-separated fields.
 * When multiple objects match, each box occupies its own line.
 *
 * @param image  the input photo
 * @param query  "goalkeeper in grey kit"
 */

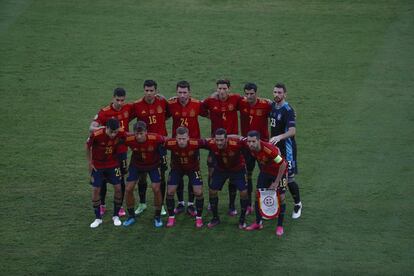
xmin=269 ymin=83 xmax=302 ymax=219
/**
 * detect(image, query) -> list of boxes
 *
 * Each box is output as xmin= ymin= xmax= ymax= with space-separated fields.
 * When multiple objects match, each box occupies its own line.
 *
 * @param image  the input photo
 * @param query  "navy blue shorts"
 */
xmin=127 ymin=165 xmax=161 ymax=183
xmin=210 ymin=169 xmax=247 ymax=191
xmin=257 ymin=172 xmax=287 ymax=193
xmin=91 ymin=167 xmax=121 ymax=187
xmin=118 ymin=152 xmax=128 ymax=175
xmin=168 ymin=169 xmax=203 ymax=186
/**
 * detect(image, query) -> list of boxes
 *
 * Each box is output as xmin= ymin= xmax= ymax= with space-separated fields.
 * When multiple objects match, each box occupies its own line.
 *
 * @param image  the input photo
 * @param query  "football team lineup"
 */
xmin=86 ymin=79 xmax=302 ymax=236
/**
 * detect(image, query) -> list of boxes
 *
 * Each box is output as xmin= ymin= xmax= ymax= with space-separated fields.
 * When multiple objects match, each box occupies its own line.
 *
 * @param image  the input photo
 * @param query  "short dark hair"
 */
xmin=176 ymin=126 xmax=189 ymax=135
xmin=215 ymin=128 xmax=227 ymax=137
xmin=216 ymin=79 xmax=230 ymax=88
xmin=244 ymin=82 xmax=257 ymax=92
xmin=133 ymin=121 xmax=147 ymax=132
xmin=143 ymin=80 xmax=157 ymax=89
xmin=113 ymin=87 xmax=126 ymax=97
xmin=106 ymin=118 xmax=120 ymax=131
xmin=176 ymin=80 xmax=190 ymax=90
xmin=247 ymin=130 xmax=260 ymax=139
xmin=274 ymin=83 xmax=287 ymax=93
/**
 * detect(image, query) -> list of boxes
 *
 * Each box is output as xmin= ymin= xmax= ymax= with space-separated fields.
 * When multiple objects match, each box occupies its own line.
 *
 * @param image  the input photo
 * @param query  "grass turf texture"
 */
xmin=1 ymin=0 xmax=413 ymax=274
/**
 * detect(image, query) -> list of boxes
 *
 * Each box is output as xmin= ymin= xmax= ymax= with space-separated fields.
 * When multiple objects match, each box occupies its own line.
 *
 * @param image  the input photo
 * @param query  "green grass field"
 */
xmin=1 ymin=0 xmax=413 ymax=274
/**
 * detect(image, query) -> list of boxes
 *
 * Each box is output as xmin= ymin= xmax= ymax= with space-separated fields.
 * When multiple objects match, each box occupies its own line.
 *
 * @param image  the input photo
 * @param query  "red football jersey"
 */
xmin=167 ymin=97 xmax=208 ymax=138
xmin=205 ymin=137 xmax=246 ymax=172
xmin=164 ymin=138 xmax=207 ymax=171
xmin=125 ymin=133 xmax=165 ymax=170
xmin=239 ymin=97 xmax=271 ymax=141
xmin=94 ymin=103 xmax=134 ymax=132
xmin=203 ymin=93 xmax=242 ymax=136
xmin=248 ymin=141 xmax=287 ymax=176
xmin=86 ymin=127 xmax=126 ymax=169
xmin=131 ymin=96 xmax=168 ymax=136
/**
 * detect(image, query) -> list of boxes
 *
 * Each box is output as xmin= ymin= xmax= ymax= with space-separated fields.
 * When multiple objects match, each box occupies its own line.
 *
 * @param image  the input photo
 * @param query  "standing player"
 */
xmin=164 ymin=127 xmax=206 ymax=228
xmin=89 ymin=87 xmax=133 ymax=217
xmin=86 ymin=118 xmax=125 ymax=228
xmin=132 ymin=80 xmax=168 ymax=216
xmin=167 ymin=80 xmax=208 ymax=216
xmin=239 ymin=83 xmax=272 ymax=214
xmin=203 ymin=79 xmax=242 ymax=216
xmin=244 ymin=131 xmax=288 ymax=236
xmin=269 ymin=83 xmax=302 ymax=219
xmin=205 ymin=128 xmax=250 ymax=229
xmin=123 ymin=121 xmax=165 ymax=228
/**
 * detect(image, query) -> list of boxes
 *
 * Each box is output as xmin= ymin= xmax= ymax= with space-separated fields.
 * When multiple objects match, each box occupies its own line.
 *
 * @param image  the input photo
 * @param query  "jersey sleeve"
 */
xmin=94 ymin=109 xmax=106 ymax=125
xmin=86 ymin=134 xmax=94 ymax=148
xmin=199 ymin=102 xmax=209 ymax=117
xmin=286 ymin=108 xmax=296 ymax=128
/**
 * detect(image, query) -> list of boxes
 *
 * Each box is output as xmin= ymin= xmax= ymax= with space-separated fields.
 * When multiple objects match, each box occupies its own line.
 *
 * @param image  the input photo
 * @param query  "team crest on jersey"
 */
xmin=124 ymin=111 xmax=129 ymax=118
xmin=277 ymin=113 xmax=282 ymax=120
xmin=228 ymin=104 xmax=234 ymax=111
xmin=157 ymin=106 xmax=163 ymax=113
xmin=190 ymin=109 xmax=195 ymax=117
xmin=256 ymin=110 xmax=263 ymax=116
xmin=141 ymin=110 xmax=147 ymax=115
xmin=213 ymin=106 xmax=218 ymax=110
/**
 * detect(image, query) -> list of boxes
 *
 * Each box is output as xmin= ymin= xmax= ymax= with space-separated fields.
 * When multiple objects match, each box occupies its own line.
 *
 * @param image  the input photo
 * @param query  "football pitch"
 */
xmin=1 ymin=0 xmax=413 ymax=274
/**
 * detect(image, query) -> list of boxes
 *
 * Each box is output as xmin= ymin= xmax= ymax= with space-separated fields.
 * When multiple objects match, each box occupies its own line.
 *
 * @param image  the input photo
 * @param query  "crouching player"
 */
xmin=205 ymin=128 xmax=249 ymax=229
xmin=164 ymin=127 xmax=206 ymax=228
xmin=123 ymin=121 xmax=165 ymax=228
xmin=86 ymin=118 xmax=125 ymax=228
xmin=245 ymin=131 xmax=288 ymax=236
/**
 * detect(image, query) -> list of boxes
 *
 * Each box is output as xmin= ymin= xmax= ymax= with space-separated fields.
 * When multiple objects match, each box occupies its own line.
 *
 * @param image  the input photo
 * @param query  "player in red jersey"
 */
xmin=239 ymin=82 xmax=272 ymax=214
xmin=204 ymin=128 xmax=250 ymax=229
xmin=131 ymin=80 xmax=168 ymax=216
xmin=86 ymin=118 xmax=126 ymax=228
xmin=203 ymin=79 xmax=243 ymax=216
xmin=164 ymin=127 xmax=207 ymax=228
xmin=167 ymin=80 xmax=208 ymax=216
xmin=89 ymin=87 xmax=133 ymax=217
xmin=123 ymin=121 xmax=165 ymax=228
xmin=244 ymin=131 xmax=288 ymax=236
